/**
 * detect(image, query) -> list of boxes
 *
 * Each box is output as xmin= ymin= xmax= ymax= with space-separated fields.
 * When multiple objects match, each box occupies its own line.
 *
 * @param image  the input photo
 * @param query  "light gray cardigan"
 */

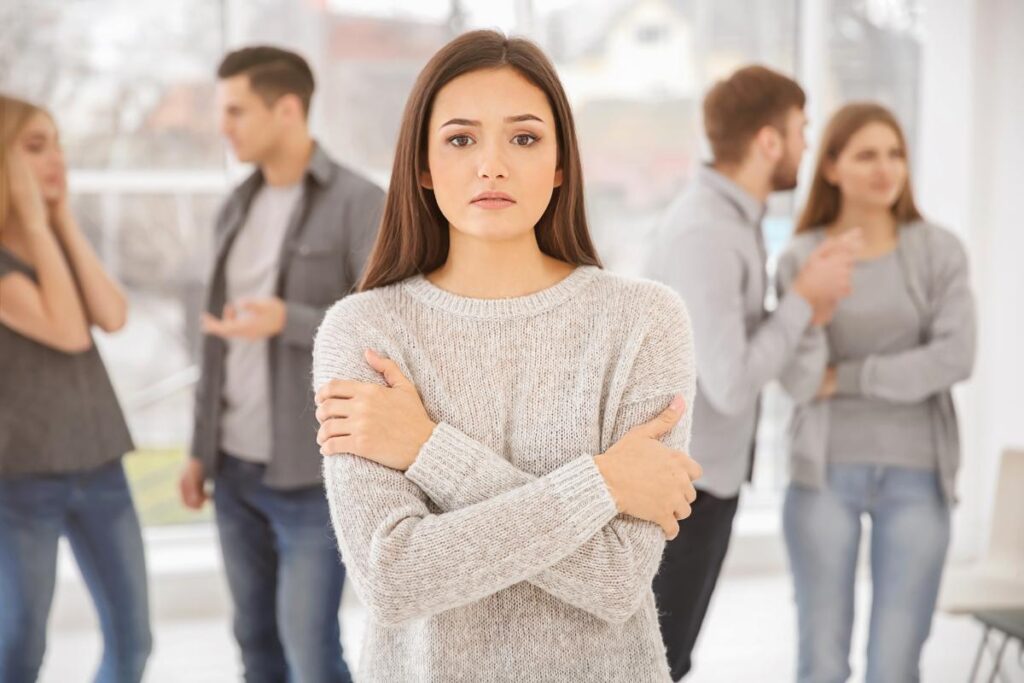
xmin=776 ymin=221 xmax=976 ymax=503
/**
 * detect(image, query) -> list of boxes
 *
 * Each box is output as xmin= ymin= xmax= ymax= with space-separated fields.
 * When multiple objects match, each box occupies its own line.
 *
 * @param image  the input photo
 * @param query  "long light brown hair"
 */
xmin=358 ymin=30 xmax=600 ymax=292
xmin=796 ymin=102 xmax=923 ymax=233
xmin=1 ymin=94 xmax=48 ymax=230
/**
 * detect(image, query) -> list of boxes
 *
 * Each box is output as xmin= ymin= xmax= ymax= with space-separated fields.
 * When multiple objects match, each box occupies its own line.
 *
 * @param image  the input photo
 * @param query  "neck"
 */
xmin=831 ymin=202 xmax=897 ymax=248
xmin=427 ymin=228 xmax=576 ymax=299
xmin=260 ymin=131 xmax=313 ymax=187
xmin=713 ymin=160 xmax=772 ymax=203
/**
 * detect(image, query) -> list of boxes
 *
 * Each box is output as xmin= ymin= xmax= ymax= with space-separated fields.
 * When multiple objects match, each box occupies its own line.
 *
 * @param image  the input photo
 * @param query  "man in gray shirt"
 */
xmin=178 ymin=47 xmax=383 ymax=683
xmin=646 ymin=66 xmax=857 ymax=680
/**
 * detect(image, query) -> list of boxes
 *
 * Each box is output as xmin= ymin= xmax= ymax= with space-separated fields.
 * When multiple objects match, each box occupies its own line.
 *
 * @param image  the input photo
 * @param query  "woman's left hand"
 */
xmin=47 ymin=180 xmax=76 ymax=236
xmin=315 ymin=349 xmax=437 ymax=471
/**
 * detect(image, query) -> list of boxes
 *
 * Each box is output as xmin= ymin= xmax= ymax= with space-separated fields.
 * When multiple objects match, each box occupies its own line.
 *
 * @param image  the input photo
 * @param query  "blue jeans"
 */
xmin=0 ymin=459 xmax=152 ymax=683
xmin=783 ymin=464 xmax=950 ymax=683
xmin=213 ymin=454 xmax=351 ymax=683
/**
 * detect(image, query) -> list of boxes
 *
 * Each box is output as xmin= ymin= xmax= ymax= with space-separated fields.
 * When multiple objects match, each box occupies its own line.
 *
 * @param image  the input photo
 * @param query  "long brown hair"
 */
xmin=796 ymin=102 xmax=922 ymax=233
xmin=0 ymin=94 xmax=46 ymax=230
xmin=358 ymin=30 xmax=600 ymax=292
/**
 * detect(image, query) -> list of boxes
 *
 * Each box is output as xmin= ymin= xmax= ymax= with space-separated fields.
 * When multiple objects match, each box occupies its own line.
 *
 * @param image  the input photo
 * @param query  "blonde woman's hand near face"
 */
xmin=315 ymin=349 xmax=437 ymax=471
xmin=48 ymin=178 xmax=76 ymax=235
xmin=7 ymin=151 xmax=47 ymax=231
xmin=594 ymin=396 xmax=702 ymax=539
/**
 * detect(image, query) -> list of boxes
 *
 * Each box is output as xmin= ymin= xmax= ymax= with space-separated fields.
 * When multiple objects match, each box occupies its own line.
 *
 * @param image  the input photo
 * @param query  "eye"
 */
xmin=511 ymin=133 xmax=538 ymax=147
xmin=448 ymin=134 xmax=474 ymax=148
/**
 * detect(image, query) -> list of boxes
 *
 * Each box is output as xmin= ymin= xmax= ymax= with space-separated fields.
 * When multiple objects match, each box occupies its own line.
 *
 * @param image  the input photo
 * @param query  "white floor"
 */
xmin=38 ymin=569 xmax=1022 ymax=683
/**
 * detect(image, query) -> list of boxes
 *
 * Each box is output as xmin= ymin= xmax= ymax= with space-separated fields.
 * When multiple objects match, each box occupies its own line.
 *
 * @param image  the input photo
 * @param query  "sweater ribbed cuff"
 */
xmin=543 ymin=454 xmax=619 ymax=543
xmin=405 ymin=422 xmax=487 ymax=510
xmin=835 ymin=360 xmax=865 ymax=395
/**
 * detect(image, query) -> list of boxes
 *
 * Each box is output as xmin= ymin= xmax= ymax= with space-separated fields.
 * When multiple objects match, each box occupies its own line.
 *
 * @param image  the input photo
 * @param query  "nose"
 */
xmin=46 ymin=146 xmax=65 ymax=171
xmin=218 ymin=112 xmax=232 ymax=137
xmin=477 ymin=140 xmax=508 ymax=180
xmin=877 ymin=158 xmax=900 ymax=184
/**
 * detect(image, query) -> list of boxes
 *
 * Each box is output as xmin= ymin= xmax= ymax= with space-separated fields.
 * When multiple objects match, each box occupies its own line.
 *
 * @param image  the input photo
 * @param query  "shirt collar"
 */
xmin=242 ymin=139 xmax=332 ymax=193
xmin=695 ymin=164 xmax=766 ymax=227
xmin=305 ymin=140 xmax=333 ymax=186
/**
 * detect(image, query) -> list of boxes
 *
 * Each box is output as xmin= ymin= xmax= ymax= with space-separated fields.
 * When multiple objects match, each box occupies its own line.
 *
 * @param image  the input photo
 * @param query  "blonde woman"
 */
xmin=0 ymin=95 xmax=150 ymax=683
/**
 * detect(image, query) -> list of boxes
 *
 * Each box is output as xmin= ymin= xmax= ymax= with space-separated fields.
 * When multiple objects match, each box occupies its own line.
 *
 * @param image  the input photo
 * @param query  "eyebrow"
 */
xmin=439 ymin=114 xmax=545 ymax=129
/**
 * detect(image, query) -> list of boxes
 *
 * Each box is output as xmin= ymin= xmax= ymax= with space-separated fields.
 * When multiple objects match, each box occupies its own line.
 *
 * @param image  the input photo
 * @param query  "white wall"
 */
xmin=918 ymin=0 xmax=1024 ymax=561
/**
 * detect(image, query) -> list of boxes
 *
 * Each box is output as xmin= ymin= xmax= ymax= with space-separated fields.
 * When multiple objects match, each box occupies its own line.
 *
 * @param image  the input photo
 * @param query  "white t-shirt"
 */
xmin=219 ymin=182 xmax=303 ymax=463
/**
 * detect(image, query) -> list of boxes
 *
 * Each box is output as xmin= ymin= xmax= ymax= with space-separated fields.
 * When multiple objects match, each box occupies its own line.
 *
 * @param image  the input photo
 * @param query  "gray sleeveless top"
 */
xmin=0 ymin=247 xmax=134 ymax=476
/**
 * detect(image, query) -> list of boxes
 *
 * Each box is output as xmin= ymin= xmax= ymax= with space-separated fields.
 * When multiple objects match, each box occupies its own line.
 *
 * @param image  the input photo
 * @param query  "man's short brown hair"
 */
xmin=217 ymin=46 xmax=315 ymax=116
xmin=702 ymin=65 xmax=805 ymax=164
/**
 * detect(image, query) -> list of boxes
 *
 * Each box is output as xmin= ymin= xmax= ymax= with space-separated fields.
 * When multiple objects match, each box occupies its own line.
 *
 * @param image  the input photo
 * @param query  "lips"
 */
xmin=470 ymin=191 xmax=516 ymax=209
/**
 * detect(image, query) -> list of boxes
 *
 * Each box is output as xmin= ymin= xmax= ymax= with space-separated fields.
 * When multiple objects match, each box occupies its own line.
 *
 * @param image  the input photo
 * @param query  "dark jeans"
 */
xmin=0 ymin=459 xmax=152 ymax=683
xmin=652 ymin=489 xmax=739 ymax=681
xmin=213 ymin=454 xmax=351 ymax=683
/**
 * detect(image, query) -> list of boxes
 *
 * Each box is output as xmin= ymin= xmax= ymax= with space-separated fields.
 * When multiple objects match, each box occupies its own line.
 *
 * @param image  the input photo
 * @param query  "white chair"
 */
xmin=940 ymin=447 xmax=1024 ymax=614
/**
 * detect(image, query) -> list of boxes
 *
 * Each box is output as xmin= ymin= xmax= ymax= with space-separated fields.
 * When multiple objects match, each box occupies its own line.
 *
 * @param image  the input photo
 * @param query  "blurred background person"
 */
xmin=177 ymin=46 xmax=383 ymax=683
xmin=777 ymin=102 xmax=976 ymax=683
xmin=645 ymin=66 xmax=857 ymax=680
xmin=0 ymin=94 xmax=151 ymax=683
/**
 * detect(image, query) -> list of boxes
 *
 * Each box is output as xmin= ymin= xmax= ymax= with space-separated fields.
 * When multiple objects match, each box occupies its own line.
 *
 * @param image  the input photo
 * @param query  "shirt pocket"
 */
xmin=283 ymin=242 xmax=351 ymax=305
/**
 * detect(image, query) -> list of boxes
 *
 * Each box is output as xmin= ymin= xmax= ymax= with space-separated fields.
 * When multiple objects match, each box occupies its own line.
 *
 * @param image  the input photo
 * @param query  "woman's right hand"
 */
xmin=6 ymin=150 xmax=48 ymax=231
xmin=594 ymin=395 xmax=702 ymax=539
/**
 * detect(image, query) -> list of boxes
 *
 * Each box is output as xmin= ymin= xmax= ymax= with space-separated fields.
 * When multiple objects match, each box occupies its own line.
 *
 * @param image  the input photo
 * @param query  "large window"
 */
xmin=1 ymin=0 xmax=921 ymax=525
xmin=1 ymin=0 xmax=228 ymax=524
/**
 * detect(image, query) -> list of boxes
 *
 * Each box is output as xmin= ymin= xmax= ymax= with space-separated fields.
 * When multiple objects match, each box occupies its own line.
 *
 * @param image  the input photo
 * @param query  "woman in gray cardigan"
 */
xmin=776 ymin=103 xmax=975 ymax=683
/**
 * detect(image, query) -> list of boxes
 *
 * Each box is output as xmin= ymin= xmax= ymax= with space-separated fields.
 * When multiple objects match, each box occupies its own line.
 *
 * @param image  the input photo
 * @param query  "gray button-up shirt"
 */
xmin=191 ymin=142 xmax=385 ymax=489
xmin=646 ymin=165 xmax=811 ymax=498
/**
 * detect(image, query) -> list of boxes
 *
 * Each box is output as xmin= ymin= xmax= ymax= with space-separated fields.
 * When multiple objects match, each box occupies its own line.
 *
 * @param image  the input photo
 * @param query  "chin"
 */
xmin=456 ymin=221 xmax=535 ymax=243
xmin=851 ymin=195 xmax=897 ymax=212
xmin=871 ymin=192 xmax=900 ymax=208
xmin=771 ymin=170 xmax=799 ymax=192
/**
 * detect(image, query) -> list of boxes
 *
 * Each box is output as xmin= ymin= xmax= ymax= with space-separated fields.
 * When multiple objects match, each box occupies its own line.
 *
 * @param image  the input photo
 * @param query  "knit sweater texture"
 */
xmin=312 ymin=265 xmax=696 ymax=682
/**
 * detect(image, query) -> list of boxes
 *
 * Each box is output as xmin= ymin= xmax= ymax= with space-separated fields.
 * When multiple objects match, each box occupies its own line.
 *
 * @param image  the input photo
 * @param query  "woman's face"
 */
xmin=422 ymin=66 xmax=562 ymax=244
xmin=16 ymin=111 xmax=66 ymax=203
xmin=826 ymin=121 xmax=908 ymax=212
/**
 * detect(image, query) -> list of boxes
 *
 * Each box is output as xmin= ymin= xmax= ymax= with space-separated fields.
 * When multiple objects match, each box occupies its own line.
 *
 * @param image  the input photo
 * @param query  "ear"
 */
xmin=419 ymin=169 xmax=433 ymax=190
xmin=553 ymin=167 xmax=563 ymax=188
xmin=276 ymin=93 xmax=304 ymax=122
xmin=822 ymin=158 xmax=839 ymax=185
xmin=757 ymin=125 xmax=783 ymax=161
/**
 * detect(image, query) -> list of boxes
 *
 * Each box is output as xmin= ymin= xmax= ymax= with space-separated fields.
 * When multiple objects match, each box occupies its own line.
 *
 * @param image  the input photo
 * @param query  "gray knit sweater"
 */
xmin=311 ymin=266 xmax=696 ymax=682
